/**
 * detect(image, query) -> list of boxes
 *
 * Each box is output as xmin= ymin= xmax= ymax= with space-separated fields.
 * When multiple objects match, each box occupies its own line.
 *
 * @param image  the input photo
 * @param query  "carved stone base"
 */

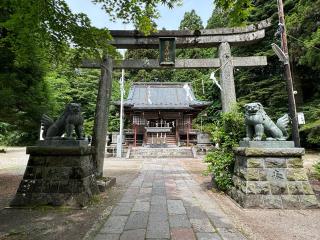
xmin=239 ymin=140 xmax=294 ymax=148
xmin=229 ymin=144 xmax=319 ymax=209
xmin=10 ymin=140 xmax=99 ymax=207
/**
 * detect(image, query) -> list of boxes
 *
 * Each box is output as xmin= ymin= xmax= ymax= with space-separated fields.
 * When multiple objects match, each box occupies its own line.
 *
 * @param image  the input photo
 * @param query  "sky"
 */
xmin=65 ymin=0 xmax=214 ymax=30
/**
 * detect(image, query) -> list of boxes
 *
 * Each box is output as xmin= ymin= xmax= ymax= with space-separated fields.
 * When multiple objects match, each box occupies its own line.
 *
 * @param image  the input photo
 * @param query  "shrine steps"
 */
xmin=146 ymin=134 xmax=177 ymax=145
xmin=165 ymin=134 xmax=177 ymax=145
xmin=127 ymin=147 xmax=195 ymax=159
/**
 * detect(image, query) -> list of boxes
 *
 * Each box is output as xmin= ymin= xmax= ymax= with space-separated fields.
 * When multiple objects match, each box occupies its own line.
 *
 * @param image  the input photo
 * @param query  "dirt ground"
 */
xmin=0 ymin=147 xmax=142 ymax=240
xmin=0 ymin=148 xmax=319 ymax=240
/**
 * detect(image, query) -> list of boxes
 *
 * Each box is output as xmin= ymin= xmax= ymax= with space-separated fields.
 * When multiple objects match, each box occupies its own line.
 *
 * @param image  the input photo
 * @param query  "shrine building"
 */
xmin=116 ymin=82 xmax=210 ymax=147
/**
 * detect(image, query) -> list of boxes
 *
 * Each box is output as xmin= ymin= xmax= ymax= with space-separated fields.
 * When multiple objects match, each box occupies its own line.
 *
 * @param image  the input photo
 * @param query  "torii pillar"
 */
xmin=219 ymin=42 xmax=236 ymax=112
xmin=91 ymin=57 xmax=113 ymax=177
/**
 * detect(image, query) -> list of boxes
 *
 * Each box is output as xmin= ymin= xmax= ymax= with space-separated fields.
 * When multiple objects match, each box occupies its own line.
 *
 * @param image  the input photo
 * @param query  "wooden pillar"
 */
xmin=219 ymin=42 xmax=236 ymax=112
xmin=143 ymin=128 xmax=147 ymax=145
xmin=143 ymin=124 xmax=147 ymax=146
xmin=187 ymin=123 xmax=190 ymax=147
xmin=175 ymin=119 xmax=179 ymax=145
xmin=91 ymin=57 xmax=113 ymax=178
xmin=134 ymin=124 xmax=137 ymax=147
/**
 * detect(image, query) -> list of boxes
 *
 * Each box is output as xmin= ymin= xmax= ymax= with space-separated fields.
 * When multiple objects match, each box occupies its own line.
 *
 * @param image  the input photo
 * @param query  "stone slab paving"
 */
xmin=124 ymin=212 xmax=148 ymax=230
xmin=95 ymin=158 xmax=247 ymax=240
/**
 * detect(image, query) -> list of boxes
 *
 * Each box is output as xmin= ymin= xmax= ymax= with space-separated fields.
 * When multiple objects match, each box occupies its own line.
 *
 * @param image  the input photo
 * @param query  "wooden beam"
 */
xmin=81 ymin=56 xmax=267 ymax=69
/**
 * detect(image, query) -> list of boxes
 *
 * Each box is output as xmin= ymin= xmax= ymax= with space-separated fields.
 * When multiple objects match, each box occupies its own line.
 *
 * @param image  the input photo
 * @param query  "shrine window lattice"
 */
xmin=132 ymin=115 xmax=146 ymax=125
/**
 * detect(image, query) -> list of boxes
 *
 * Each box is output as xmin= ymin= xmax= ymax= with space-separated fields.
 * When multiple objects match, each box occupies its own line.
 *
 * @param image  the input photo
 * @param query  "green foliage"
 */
xmin=0 ymin=0 xmax=113 ymax=66
xmin=204 ymin=106 xmax=245 ymax=191
xmin=301 ymin=121 xmax=320 ymax=147
xmin=93 ymin=0 xmax=181 ymax=34
xmin=206 ymin=7 xmax=230 ymax=28
xmin=299 ymin=98 xmax=320 ymax=147
xmin=285 ymin=0 xmax=320 ymax=146
xmin=0 ymin=122 xmax=29 ymax=146
xmin=214 ymin=0 xmax=254 ymax=25
xmin=205 ymin=150 xmax=234 ymax=191
xmin=313 ymin=161 xmax=320 ymax=180
xmin=179 ymin=10 xmax=203 ymax=30
xmin=286 ymin=0 xmax=320 ymax=70
xmin=0 ymin=24 xmax=51 ymax=145
xmin=45 ymin=67 xmax=101 ymax=136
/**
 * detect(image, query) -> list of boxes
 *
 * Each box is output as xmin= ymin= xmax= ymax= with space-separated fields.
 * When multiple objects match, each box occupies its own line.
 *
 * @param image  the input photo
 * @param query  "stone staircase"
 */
xmin=146 ymin=133 xmax=176 ymax=145
xmin=128 ymin=147 xmax=195 ymax=159
xmin=164 ymin=134 xmax=177 ymax=145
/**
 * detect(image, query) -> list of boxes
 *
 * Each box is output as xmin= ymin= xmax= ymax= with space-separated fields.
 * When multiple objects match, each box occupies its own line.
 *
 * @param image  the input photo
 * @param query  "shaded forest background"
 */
xmin=0 ymin=0 xmax=319 ymax=147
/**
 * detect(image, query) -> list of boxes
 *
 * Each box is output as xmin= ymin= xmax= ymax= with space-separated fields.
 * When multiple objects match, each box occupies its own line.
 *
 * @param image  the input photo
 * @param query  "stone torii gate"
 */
xmin=83 ymin=19 xmax=271 ymax=176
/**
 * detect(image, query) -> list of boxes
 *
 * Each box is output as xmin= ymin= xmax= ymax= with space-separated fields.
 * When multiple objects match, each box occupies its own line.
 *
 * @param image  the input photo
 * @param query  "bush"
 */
xmin=300 ymin=121 xmax=320 ymax=148
xmin=313 ymin=162 xmax=320 ymax=180
xmin=205 ymin=150 xmax=234 ymax=191
xmin=204 ymin=106 xmax=245 ymax=191
xmin=300 ymin=99 xmax=320 ymax=148
xmin=0 ymin=122 xmax=33 ymax=146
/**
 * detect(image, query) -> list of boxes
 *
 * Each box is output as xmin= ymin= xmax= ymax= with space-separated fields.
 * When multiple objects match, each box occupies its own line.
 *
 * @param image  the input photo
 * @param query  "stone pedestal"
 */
xmin=229 ymin=142 xmax=319 ymax=209
xmin=10 ymin=140 xmax=99 ymax=207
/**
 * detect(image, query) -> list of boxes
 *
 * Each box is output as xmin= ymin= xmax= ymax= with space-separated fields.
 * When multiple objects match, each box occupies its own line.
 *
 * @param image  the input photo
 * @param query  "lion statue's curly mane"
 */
xmin=41 ymin=103 xmax=84 ymax=139
xmin=243 ymin=102 xmax=289 ymax=141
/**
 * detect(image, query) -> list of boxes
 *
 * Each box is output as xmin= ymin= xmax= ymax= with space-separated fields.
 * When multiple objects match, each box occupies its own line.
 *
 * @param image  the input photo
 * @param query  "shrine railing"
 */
xmin=145 ymin=127 xmax=172 ymax=133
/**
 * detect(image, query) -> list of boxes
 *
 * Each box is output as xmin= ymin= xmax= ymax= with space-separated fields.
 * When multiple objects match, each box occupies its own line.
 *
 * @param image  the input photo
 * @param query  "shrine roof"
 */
xmin=116 ymin=82 xmax=211 ymax=110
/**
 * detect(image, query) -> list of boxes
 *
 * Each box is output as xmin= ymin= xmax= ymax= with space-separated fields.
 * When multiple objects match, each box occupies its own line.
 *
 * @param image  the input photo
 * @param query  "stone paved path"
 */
xmin=94 ymin=158 xmax=246 ymax=240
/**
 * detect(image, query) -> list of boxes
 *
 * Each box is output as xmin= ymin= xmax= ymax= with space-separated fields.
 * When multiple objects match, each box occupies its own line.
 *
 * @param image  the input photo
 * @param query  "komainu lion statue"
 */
xmin=243 ymin=102 xmax=289 ymax=141
xmin=41 ymin=103 xmax=84 ymax=139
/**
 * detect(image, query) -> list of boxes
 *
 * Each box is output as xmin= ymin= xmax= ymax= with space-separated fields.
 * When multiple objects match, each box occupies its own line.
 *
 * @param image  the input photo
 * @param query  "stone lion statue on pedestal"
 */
xmin=41 ymin=103 xmax=84 ymax=139
xmin=243 ymin=102 xmax=289 ymax=141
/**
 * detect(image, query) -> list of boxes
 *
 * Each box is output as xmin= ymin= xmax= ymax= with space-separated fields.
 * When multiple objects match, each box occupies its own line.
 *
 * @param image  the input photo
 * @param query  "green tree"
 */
xmin=94 ymin=0 xmax=181 ymax=34
xmin=214 ymin=0 xmax=254 ymax=25
xmin=179 ymin=10 xmax=203 ymax=30
xmin=206 ymin=7 xmax=229 ymax=28
xmin=0 ymin=44 xmax=50 ymax=145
